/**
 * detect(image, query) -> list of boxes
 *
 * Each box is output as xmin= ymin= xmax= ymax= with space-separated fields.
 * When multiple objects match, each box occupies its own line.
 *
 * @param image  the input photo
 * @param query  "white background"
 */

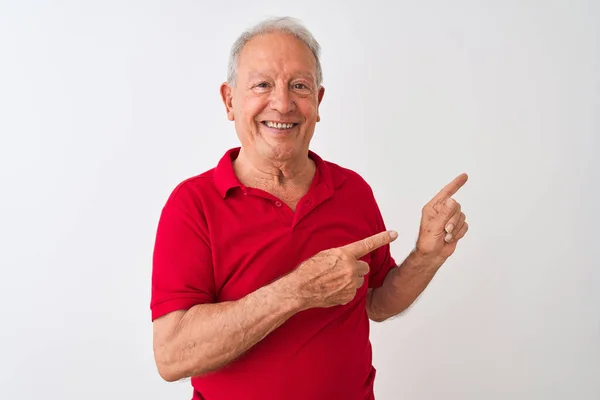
xmin=1 ymin=1 xmax=599 ymax=399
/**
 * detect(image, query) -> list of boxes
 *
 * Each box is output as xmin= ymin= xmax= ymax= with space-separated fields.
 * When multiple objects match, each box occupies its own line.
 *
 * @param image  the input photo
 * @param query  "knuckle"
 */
xmin=443 ymin=204 xmax=453 ymax=215
xmin=345 ymin=265 xmax=356 ymax=279
xmin=329 ymin=248 xmax=345 ymax=258
xmin=362 ymin=238 xmax=374 ymax=250
xmin=317 ymin=249 xmax=332 ymax=258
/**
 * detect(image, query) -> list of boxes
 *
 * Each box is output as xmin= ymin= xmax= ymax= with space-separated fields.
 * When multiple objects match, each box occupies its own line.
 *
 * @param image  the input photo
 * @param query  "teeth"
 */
xmin=265 ymin=121 xmax=294 ymax=129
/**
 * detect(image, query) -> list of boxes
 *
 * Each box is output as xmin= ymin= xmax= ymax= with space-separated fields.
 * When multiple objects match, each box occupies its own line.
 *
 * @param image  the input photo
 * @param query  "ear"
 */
xmin=220 ymin=82 xmax=235 ymax=121
xmin=316 ymin=86 xmax=325 ymax=122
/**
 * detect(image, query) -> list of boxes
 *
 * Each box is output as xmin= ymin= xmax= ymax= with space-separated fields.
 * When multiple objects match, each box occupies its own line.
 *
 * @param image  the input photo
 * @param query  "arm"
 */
xmin=153 ymin=230 xmax=397 ymax=381
xmin=367 ymin=173 xmax=470 ymax=322
xmin=366 ymin=250 xmax=442 ymax=322
xmin=153 ymin=274 xmax=302 ymax=381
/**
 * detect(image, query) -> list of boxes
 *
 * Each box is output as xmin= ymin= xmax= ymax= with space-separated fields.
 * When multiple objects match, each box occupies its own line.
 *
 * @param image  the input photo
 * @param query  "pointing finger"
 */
xmin=429 ymin=173 xmax=468 ymax=207
xmin=341 ymin=230 xmax=398 ymax=259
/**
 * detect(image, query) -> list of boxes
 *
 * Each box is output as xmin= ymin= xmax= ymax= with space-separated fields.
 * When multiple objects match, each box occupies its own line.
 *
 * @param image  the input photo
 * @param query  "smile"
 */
xmin=262 ymin=121 xmax=297 ymax=130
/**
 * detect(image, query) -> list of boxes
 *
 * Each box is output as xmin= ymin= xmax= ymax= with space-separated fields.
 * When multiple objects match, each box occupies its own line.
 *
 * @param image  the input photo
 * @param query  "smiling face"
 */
xmin=220 ymin=31 xmax=325 ymax=164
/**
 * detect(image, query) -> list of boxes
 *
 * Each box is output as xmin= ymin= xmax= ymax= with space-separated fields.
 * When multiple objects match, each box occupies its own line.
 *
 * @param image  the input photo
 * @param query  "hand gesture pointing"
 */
xmin=416 ymin=173 xmax=469 ymax=261
xmin=292 ymin=230 xmax=398 ymax=309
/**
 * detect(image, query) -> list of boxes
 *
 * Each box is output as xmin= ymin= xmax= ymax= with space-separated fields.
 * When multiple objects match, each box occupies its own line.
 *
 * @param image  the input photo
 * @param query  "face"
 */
xmin=220 ymin=31 xmax=325 ymax=164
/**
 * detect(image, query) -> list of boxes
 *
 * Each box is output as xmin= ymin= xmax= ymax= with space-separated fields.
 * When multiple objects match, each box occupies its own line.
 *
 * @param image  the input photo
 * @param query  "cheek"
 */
xmin=239 ymin=96 xmax=266 ymax=120
xmin=299 ymin=102 xmax=318 ymax=122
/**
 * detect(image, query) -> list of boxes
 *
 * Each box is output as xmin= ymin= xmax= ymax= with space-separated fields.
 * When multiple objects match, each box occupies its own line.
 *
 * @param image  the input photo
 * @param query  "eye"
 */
xmin=255 ymin=82 xmax=270 ymax=89
xmin=291 ymin=82 xmax=313 ymax=94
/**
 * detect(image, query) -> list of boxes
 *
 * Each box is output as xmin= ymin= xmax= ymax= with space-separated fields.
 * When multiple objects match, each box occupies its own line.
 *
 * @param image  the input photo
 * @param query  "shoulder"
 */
xmin=323 ymin=159 xmax=376 ymax=196
xmin=162 ymin=167 xmax=219 ymax=213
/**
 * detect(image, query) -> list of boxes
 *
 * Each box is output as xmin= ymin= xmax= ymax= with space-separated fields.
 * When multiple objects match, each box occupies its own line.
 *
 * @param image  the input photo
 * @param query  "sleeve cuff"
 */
xmin=151 ymin=296 xmax=212 ymax=321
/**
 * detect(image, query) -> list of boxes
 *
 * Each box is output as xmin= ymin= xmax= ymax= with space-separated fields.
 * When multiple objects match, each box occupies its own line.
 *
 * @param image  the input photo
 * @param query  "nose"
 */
xmin=269 ymin=85 xmax=296 ymax=114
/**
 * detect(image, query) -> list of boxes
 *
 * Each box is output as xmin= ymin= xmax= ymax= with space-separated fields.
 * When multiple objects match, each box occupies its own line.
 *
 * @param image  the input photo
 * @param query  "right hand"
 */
xmin=291 ymin=230 xmax=398 ymax=309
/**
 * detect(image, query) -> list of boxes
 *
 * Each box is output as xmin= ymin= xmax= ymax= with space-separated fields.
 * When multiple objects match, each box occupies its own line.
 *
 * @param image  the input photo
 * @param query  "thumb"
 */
xmin=433 ymin=198 xmax=457 ymax=232
xmin=441 ymin=198 xmax=457 ymax=218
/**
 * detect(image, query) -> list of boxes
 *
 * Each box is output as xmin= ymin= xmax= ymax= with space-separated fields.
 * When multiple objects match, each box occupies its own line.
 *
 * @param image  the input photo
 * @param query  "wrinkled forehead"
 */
xmin=237 ymin=32 xmax=318 ymax=83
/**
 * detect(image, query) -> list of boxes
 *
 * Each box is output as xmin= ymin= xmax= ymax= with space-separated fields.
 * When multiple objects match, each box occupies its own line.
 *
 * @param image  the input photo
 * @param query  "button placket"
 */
xmin=270 ymin=198 xmax=292 ymax=226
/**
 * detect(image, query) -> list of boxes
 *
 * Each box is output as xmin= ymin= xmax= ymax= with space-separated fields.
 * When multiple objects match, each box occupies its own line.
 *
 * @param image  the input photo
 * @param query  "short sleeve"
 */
xmin=150 ymin=184 xmax=216 ymax=321
xmin=367 ymin=191 xmax=398 ymax=289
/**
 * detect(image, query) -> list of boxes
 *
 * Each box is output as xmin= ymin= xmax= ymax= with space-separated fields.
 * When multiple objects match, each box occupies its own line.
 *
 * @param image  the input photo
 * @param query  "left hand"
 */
xmin=416 ymin=173 xmax=469 ymax=261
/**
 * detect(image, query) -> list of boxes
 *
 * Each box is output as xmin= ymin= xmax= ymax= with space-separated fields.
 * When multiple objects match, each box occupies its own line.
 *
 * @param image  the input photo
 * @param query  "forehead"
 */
xmin=237 ymin=32 xmax=317 ymax=80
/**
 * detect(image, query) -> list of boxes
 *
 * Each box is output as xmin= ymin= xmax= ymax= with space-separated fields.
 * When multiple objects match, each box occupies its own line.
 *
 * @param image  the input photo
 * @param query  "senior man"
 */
xmin=151 ymin=16 xmax=468 ymax=400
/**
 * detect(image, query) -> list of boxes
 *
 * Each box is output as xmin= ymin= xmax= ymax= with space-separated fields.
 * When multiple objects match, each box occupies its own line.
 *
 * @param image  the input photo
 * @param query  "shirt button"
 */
xmin=275 ymin=201 xmax=282 ymax=207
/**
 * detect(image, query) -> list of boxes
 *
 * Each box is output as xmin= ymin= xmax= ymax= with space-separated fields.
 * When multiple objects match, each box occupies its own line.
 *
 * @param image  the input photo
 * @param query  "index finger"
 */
xmin=430 ymin=173 xmax=468 ymax=205
xmin=340 ymin=230 xmax=398 ymax=259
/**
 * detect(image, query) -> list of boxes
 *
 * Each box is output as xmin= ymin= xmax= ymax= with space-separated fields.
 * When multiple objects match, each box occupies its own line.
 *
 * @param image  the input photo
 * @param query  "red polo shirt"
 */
xmin=151 ymin=147 xmax=397 ymax=400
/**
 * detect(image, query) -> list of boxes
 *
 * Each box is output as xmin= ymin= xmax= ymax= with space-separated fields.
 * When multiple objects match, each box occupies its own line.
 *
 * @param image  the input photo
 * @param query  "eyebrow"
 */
xmin=246 ymin=70 xmax=316 ymax=81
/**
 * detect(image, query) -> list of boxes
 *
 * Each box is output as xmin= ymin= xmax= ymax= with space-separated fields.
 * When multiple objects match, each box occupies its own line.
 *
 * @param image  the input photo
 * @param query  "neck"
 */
xmin=233 ymin=147 xmax=315 ymax=188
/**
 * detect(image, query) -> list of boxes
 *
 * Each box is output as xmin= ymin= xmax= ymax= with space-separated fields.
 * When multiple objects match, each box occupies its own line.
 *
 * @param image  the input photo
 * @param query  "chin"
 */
xmin=262 ymin=143 xmax=303 ymax=161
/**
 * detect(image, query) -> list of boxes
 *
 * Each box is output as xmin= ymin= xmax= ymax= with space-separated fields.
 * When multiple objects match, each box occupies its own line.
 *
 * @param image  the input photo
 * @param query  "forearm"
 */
xmin=154 ymin=275 xmax=303 ymax=381
xmin=368 ymin=250 xmax=444 ymax=322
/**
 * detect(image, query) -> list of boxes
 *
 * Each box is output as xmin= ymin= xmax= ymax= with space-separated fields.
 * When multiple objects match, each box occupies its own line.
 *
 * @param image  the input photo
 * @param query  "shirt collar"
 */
xmin=214 ymin=147 xmax=341 ymax=199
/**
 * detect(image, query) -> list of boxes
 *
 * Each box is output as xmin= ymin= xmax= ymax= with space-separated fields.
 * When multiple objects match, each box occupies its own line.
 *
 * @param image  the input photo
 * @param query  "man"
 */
xmin=151 ymin=16 xmax=468 ymax=400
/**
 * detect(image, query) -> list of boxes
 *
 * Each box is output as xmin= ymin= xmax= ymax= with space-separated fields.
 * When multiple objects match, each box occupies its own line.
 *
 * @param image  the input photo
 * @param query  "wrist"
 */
xmin=408 ymin=248 xmax=444 ymax=272
xmin=273 ymin=272 xmax=309 ymax=313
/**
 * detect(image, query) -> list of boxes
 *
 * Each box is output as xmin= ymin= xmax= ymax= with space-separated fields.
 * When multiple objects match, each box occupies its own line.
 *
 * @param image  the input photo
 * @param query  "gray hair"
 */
xmin=226 ymin=16 xmax=323 ymax=88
